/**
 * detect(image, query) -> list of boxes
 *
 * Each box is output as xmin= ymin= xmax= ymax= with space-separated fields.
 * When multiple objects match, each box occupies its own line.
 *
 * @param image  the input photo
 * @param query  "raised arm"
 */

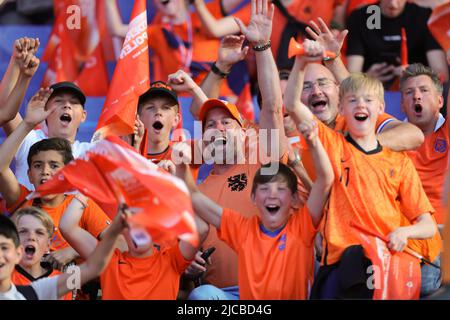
xmin=56 ymin=206 xmax=128 ymax=298
xmin=105 ymin=0 xmax=128 ymax=38
xmin=189 ymin=35 xmax=249 ymax=118
xmin=59 ymin=195 xmax=99 ymax=259
xmin=306 ymin=18 xmax=350 ymax=84
xmin=0 ymin=88 xmax=55 ymax=207
xmin=168 ymin=69 xmax=208 ymax=108
xmin=283 ymin=42 xmax=320 ymax=126
xmin=192 ymin=0 xmax=241 ymax=38
xmin=376 ymin=120 xmax=425 ymax=151
xmin=235 ymin=0 xmax=287 ymax=157
xmin=172 ymin=142 xmax=223 ymax=229
xmin=1 ymin=38 xmax=40 ymax=133
xmin=299 ymin=120 xmax=334 ymax=227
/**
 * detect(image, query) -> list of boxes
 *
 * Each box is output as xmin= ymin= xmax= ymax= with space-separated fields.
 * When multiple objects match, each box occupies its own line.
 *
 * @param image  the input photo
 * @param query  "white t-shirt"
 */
xmin=0 ymin=277 xmax=58 ymax=300
xmin=14 ymin=129 xmax=93 ymax=190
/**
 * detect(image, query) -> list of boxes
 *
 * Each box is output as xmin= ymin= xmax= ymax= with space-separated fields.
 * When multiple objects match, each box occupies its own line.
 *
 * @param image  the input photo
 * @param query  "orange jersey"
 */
xmin=316 ymin=120 xmax=434 ymax=266
xmin=271 ymin=0 xmax=344 ymax=62
xmin=100 ymin=245 xmax=191 ymax=300
xmin=218 ymin=207 xmax=316 ymax=299
xmin=12 ymin=265 xmax=72 ymax=300
xmin=199 ymin=163 xmax=261 ymax=288
xmin=145 ymin=142 xmax=200 ymax=182
xmin=299 ymin=113 xmax=395 ymax=181
xmin=407 ymin=117 xmax=449 ymax=224
xmin=7 ymin=185 xmax=111 ymax=251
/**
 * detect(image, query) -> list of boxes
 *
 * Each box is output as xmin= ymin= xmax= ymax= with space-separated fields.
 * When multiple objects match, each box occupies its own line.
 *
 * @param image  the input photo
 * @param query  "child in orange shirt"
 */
xmin=11 ymin=207 xmax=72 ymax=300
xmin=172 ymin=113 xmax=334 ymax=299
xmin=0 ymin=206 xmax=128 ymax=300
xmin=59 ymin=193 xmax=209 ymax=300
xmin=0 ymin=88 xmax=111 ymax=270
xmin=285 ymin=39 xmax=438 ymax=299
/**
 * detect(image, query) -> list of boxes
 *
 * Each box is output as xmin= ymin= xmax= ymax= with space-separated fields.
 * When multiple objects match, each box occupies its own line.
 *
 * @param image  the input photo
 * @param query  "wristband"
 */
xmin=288 ymin=151 xmax=302 ymax=167
xmin=253 ymin=40 xmax=271 ymax=52
xmin=211 ymin=62 xmax=230 ymax=78
xmin=323 ymin=52 xmax=340 ymax=62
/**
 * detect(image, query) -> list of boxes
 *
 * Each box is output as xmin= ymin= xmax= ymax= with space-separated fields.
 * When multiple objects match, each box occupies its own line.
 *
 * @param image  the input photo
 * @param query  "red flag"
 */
xmin=400 ymin=28 xmax=408 ymax=66
xmin=30 ymin=136 xmax=198 ymax=247
xmin=93 ymin=0 xmax=150 ymax=141
xmin=428 ymin=2 xmax=450 ymax=62
xmin=41 ymin=14 xmax=79 ymax=87
xmin=351 ymin=222 xmax=421 ymax=300
xmin=75 ymin=44 xmax=109 ymax=96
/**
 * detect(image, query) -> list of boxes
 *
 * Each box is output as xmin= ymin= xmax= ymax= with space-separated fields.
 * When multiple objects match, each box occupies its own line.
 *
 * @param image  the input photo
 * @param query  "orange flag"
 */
xmin=401 ymin=28 xmax=408 ymax=66
xmin=29 ymin=136 xmax=198 ymax=247
xmin=428 ymin=2 xmax=450 ymax=62
xmin=351 ymin=222 xmax=421 ymax=300
xmin=41 ymin=13 xmax=79 ymax=87
xmin=75 ymin=44 xmax=109 ymax=96
xmin=93 ymin=0 xmax=150 ymax=141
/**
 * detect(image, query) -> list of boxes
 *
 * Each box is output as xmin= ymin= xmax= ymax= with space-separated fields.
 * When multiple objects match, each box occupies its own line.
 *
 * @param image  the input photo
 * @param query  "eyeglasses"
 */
xmin=302 ymin=78 xmax=336 ymax=92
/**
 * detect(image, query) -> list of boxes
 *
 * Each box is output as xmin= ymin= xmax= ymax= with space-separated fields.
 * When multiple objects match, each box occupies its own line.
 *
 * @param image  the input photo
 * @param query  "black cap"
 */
xmin=138 ymin=81 xmax=179 ymax=107
xmin=49 ymin=82 xmax=86 ymax=107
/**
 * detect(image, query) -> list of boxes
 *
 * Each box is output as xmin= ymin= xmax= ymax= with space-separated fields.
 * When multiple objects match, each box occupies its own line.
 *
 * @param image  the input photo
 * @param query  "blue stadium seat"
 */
xmin=384 ymin=91 xmax=406 ymax=120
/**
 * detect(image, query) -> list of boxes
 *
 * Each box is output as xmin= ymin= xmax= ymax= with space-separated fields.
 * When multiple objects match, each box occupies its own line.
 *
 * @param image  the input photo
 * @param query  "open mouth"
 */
xmin=152 ymin=121 xmax=164 ymax=131
xmin=24 ymin=245 xmax=36 ymax=258
xmin=311 ymin=99 xmax=327 ymax=111
xmin=213 ymin=136 xmax=227 ymax=147
xmin=414 ymin=104 xmax=423 ymax=114
xmin=266 ymin=205 xmax=280 ymax=215
xmin=60 ymin=113 xmax=72 ymax=124
xmin=0 ymin=262 xmax=5 ymax=269
xmin=40 ymin=178 xmax=48 ymax=185
xmin=354 ymin=113 xmax=368 ymax=122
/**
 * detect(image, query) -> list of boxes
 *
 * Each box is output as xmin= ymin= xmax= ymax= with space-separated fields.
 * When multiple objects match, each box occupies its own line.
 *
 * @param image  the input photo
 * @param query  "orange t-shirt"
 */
xmin=12 ymin=265 xmax=73 ymax=300
xmin=407 ymin=119 xmax=449 ymax=225
xmin=199 ymin=163 xmax=261 ymax=288
xmin=7 ymin=185 xmax=111 ymax=251
xmin=271 ymin=0 xmax=344 ymax=62
xmin=145 ymin=142 xmax=200 ymax=182
xmin=299 ymin=113 xmax=395 ymax=181
xmin=316 ymin=120 xmax=435 ymax=266
xmin=218 ymin=207 xmax=316 ymax=299
xmin=100 ymin=245 xmax=191 ymax=300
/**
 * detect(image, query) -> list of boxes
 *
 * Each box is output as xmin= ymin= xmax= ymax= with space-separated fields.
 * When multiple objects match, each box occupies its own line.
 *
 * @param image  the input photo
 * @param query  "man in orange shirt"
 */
xmin=59 ymin=192 xmax=209 ymax=300
xmin=285 ymin=40 xmax=438 ymax=299
xmin=172 ymin=114 xmax=333 ymax=299
xmin=11 ymin=207 xmax=72 ymax=300
xmin=400 ymin=63 xmax=447 ymax=296
xmin=183 ymin=0 xmax=289 ymax=299
xmin=0 ymin=88 xmax=111 ymax=271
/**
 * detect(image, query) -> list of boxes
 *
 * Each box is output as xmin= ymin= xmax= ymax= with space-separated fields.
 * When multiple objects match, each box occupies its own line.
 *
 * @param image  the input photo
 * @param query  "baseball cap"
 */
xmin=138 ymin=81 xmax=179 ymax=107
xmin=199 ymin=99 xmax=243 ymax=127
xmin=49 ymin=82 xmax=86 ymax=107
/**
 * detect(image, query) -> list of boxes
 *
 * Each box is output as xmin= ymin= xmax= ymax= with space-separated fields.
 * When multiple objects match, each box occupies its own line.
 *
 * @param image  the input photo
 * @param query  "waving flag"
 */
xmin=351 ymin=222 xmax=421 ymax=300
xmin=400 ymin=28 xmax=408 ymax=67
xmin=93 ymin=0 xmax=150 ymax=141
xmin=428 ymin=2 xmax=450 ymax=64
xmin=29 ymin=136 xmax=198 ymax=247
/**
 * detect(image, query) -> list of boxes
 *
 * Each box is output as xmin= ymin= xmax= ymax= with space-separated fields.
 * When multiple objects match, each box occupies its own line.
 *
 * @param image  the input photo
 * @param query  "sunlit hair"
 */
xmin=340 ymin=73 xmax=384 ymax=103
xmin=400 ymin=63 xmax=443 ymax=94
xmin=13 ymin=206 xmax=55 ymax=238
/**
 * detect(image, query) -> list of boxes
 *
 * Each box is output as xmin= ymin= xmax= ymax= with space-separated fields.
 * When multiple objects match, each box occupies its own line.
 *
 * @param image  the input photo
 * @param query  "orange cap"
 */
xmin=199 ymin=99 xmax=243 ymax=127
